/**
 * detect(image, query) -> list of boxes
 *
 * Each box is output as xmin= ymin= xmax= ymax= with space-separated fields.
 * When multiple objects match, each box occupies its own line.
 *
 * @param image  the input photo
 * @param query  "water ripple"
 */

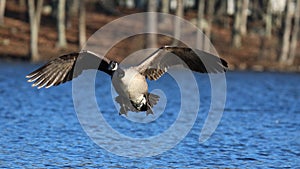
xmin=0 ymin=63 xmax=299 ymax=168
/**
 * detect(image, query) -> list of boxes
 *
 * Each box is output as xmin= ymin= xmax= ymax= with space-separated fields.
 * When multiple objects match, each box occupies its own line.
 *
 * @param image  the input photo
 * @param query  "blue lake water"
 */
xmin=0 ymin=61 xmax=299 ymax=168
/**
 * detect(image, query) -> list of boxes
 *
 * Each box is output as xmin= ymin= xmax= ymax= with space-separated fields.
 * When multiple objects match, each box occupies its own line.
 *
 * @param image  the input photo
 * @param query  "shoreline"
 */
xmin=1 ymin=1 xmax=299 ymax=73
xmin=1 ymin=56 xmax=299 ymax=73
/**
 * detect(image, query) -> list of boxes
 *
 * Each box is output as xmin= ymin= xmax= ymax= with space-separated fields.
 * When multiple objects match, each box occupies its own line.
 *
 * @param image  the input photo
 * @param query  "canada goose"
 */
xmin=26 ymin=46 xmax=228 ymax=115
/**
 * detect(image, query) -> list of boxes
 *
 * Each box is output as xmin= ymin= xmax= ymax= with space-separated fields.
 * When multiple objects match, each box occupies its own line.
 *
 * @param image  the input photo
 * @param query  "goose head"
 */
xmin=108 ymin=61 xmax=125 ymax=78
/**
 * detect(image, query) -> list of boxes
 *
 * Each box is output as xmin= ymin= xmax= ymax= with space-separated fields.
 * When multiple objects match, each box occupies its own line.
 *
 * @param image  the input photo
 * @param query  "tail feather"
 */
xmin=146 ymin=93 xmax=160 ymax=115
xmin=148 ymin=93 xmax=160 ymax=107
xmin=115 ymin=93 xmax=160 ymax=116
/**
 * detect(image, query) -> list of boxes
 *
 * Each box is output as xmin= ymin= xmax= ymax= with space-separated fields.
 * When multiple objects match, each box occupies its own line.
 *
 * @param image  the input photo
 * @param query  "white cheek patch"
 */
xmin=112 ymin=63 xmax=118 ymax=71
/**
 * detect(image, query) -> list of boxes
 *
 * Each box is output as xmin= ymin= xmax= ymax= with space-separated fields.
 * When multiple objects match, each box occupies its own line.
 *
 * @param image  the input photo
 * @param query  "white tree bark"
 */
xmin=288 ymin=0 xmax=300 ymax=64
xmin=205 ymin=0 xmax=215 ymax=50
xmin=67 ymin=0 xmax=79 ymax=29
xmin=70 ymin=0 xmax=79 ymax=16
xmin=265 ymin=0 xmax=273 ymax=38
xmin=280 ymin=0 xmax=293 ymax=63
xmin=197 ymin=0 xmax=205 ymax=30
xmin=161 ymin=0 xmax=169 ymax=13
xmin=196 ymin=0 xmax=205 ymax=48
xmin=79 ymin=0 xmax=86 ymax=48
xmin=232 ymin=0 xmax=242 ymax=48
xmin=28 ymin=0 xmax=44 ymax=62
xmin=173 ymin=0 xmax=183 ymax=46
xmin=240 ymin=0 xmax=249 ymax=35
xmin=57 ymin=0 xmax=67 ymax=48
xmin=0 ymin=0 xmax=6 ymax=25
xmin=146 ymin=0 xmax=157 ymax=48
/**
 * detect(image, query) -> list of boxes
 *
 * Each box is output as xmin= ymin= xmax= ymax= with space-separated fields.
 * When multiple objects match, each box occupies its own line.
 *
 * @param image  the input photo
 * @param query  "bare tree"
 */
xmin=288 ymin=0 xmax=300 ymax=64
xmin=265 ymin=0 xmax=272 ymax=38
xmin=215 ymin=0 xmax=227 ymax=16
xmin=69 ymin=0 xmax=79 ymax=16
xmin=240 ymin=0 xmax=249 ymax=35
xmin=196 ymin=0 xmax=205 ymax=48
xmin=146 ymin=0 xmax=157 ymax=48
xmin=57 ymin=0 xmax=67 ymax=48
xmin=18 ymin=0 xmax=26 ymax=7
xmin=197 ymin=0 xmax=205 ymax=30
xmin=66 ymin=0 xmax=79 ymax=29
xmin=232 ymin=0 xmax=242 ymax=48
xmin=79 ymin=0 xmax=86 ymax=48
xmin=173 ymin=0 xmax=183 ymax=46
xmin=161 ymin=0 xmax=169 ymax=13
xmin=205 ymin=0 xmax=215 ymax=48
xmin=28 ymin=0 xmax=44 ymax=62
xmin=160 ymin=0 xmax=170 ymax=29
xmin=0 ymin=0 xmax=6 ymax=25
xmin=280 ymin=0 xmax=293 ymax=63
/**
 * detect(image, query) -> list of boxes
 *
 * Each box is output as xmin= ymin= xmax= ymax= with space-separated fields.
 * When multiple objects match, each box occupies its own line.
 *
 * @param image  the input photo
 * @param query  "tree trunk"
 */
xmin=240 ymin=0 xmax=249 ymax=35
xmin=66 ymin=0 xmax=79 ymax=29
xmin=205 ymin=0 xmax=215 ymax=50
xmin=160 ymin=0 xmax=170 ymax=29
xmin=0 ymin=0 xmax=6 ymax=25
xmin=196 ymin=0 xmax=205 ymax=48
xmin=265 ymin=0 xmax=272 ymax=38
xmin=57 ymin=0 xmax=67 ymax=48
xmin=19 ymin=0 xmax=26 ymax=7
xmin=173 ymin=0 xmax=183 ymax=46
xmin=280 ymin=0 xmax=293 ymax=63
xmin=69 ymin=0 xmax=79 ymax=16
xmin=197 ymin=0 xmax=205 ymax=30
xmin=146 ymin=0 xmax=157 ymax=48
xmin=232 ymin=0 xmax=242 ymax=48
xmin=79 ymin=0 xmax=86 ymax=48
xmin=215 ymin=0 xmax=227 ymax=16
xmin=28 ymin=0 xmax=44 ymax=62
xmin=161 ymin=0 xmax=169 ymax=13
xmin=206 ymin=0 xmax=215 ymax=38
xmin=288 ymin=0 xmax=300 ymax=64
xmin=227 ymin=0 xmax=235 ymax=15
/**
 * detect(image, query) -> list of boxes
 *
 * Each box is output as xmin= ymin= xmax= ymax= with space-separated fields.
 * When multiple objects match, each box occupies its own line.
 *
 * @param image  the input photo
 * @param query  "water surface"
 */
xmin=0 ymin=61 xmax=299 ymax=168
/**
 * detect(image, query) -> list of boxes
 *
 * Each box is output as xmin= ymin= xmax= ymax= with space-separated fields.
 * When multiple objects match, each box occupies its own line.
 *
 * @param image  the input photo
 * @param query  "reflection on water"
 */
xmin=0 ymin=61 xmax=299 ymax=168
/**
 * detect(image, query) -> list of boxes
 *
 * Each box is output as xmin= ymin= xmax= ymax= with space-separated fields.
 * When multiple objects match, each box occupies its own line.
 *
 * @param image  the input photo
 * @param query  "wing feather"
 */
xmin=137 ymin=46 xmax=228 ymax=80
xmin=26 ymin=51 xmax=113 ymax=89
xmin=44 ymin=63 xmax=69 ymax=88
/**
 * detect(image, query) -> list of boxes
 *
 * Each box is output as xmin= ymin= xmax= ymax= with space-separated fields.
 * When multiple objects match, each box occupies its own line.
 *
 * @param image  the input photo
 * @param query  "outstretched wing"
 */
xmin=26 ymin=51 xmax=113 ymax=89
xmin=136 ymin=46 xmax=228 ymax=80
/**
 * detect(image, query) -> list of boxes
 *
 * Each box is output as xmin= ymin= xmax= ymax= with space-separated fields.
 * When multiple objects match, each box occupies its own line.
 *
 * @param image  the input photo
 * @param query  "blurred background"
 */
xmin=0 ymin=0 xmax=300 ymax=71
